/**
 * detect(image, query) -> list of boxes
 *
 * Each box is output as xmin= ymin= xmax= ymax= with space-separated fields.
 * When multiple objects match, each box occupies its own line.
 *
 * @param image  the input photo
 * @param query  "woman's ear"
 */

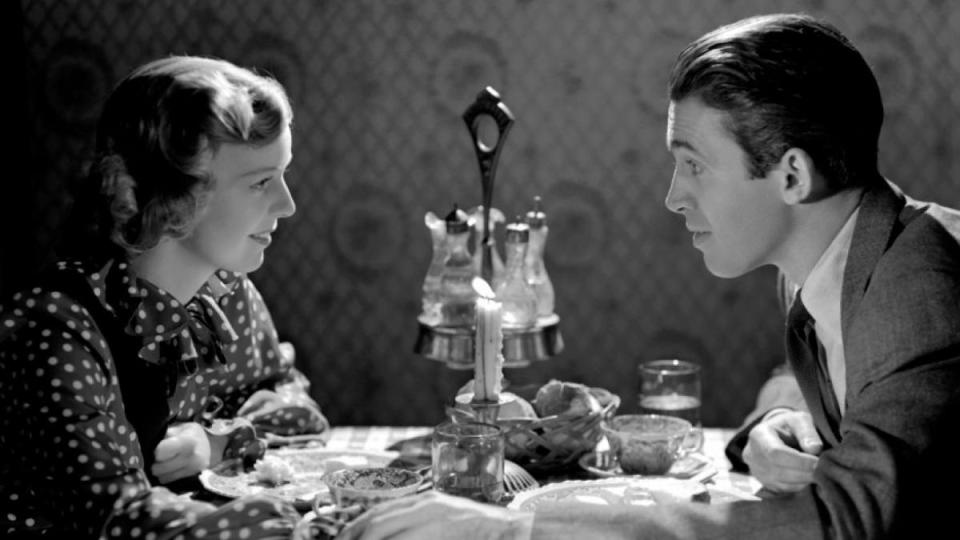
xmin=775 ymin=148 xmax=817 ymax=205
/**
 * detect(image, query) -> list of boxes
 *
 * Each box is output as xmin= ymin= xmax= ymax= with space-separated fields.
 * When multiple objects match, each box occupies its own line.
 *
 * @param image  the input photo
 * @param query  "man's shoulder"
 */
xmin=846 ymin=195 xmax=960 ymax=356
xmin=879 ymin=196 xmax=960 ymax=273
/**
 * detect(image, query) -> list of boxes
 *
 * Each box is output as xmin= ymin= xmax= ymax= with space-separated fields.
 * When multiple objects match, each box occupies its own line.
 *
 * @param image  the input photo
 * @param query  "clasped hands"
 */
xmin=742 ymin=409 xmax=822 ymax=495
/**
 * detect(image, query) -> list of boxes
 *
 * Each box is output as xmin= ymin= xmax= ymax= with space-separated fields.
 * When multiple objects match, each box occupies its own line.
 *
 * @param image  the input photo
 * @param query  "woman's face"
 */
xmin=177 ymin=125 xmax=296 ymax=274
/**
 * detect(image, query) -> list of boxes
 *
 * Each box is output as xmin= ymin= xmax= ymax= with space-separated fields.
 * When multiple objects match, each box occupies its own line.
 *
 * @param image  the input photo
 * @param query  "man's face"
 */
xmin=664 ymin=98 xmax=789 ymax=278
xmin=176 ymin=125 xmax=296 ymax=274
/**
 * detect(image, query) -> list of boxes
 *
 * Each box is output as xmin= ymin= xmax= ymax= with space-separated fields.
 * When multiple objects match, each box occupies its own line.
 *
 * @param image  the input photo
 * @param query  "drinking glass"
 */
xmin=637 ymin=359 xmax=703 ymax=453
xmin=431 ymin=421 xmax=504 ymax=503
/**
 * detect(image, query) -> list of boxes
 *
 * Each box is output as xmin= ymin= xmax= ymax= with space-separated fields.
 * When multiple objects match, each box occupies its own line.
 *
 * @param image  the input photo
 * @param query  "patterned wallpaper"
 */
xmin=4 ymin=0 xmax=959 ymax=427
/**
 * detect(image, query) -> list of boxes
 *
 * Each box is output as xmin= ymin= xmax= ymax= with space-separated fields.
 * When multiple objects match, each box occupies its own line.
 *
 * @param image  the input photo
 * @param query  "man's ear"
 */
xmin=775 ymin=148 xmax=817 ymax=205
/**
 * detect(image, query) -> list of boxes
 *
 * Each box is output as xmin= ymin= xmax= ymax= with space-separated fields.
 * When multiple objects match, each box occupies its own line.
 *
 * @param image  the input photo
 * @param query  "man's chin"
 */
xmin=702 ymin=255 xmax=749 ymax=279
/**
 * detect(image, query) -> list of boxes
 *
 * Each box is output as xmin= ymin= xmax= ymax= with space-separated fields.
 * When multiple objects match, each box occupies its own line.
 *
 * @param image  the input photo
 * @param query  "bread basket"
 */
xmin=451 ymin=387 xmax=620 ymax=471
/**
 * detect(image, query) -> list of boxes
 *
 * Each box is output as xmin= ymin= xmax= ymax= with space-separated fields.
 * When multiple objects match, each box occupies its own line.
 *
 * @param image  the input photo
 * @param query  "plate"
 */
xmin=507 ymin=477 xmax=759 ymax=511
xmin=507 ymin=477 xmax=710 ymax=511
xmin=199 ymin=448 xmax=400 ymax=508
xmin=578 ymin=451 xmax=716 ymax=481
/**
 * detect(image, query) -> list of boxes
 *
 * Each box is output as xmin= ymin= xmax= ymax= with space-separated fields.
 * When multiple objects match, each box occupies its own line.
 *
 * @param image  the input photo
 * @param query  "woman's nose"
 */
xmin=273 ymin=177 xmax=296 ymax=218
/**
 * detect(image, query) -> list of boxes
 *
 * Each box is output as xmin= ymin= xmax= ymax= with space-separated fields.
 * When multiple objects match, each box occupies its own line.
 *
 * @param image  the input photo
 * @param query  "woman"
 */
xmin=1 ymin=55 xmax=308 ymax=538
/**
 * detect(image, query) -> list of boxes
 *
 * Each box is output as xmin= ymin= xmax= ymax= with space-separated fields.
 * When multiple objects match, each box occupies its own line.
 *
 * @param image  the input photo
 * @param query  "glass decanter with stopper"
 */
xmin=494 ymin=218 xmax=538 ymax=328
xmin=420 ymin=211 xmax=447 ymax=325
xmin=438 ymin=204 xmax=477 ymax=327
xmin=524 ymin=196 xmax=555 ymax=319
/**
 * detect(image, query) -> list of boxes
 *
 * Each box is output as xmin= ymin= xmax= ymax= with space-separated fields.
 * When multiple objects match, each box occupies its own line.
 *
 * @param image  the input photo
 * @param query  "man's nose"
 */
xmin=664 ymin=171 xmax=689 ymax=214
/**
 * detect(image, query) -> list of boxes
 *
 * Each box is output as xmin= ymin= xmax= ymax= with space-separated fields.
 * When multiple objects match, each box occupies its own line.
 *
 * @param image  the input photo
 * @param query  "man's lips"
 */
xmin=688 ymin=229 xmax=710 ymax=245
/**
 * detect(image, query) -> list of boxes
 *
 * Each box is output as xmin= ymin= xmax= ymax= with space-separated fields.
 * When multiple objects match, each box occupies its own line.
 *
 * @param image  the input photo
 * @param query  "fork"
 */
xmin=503 ymin=460 xmax=539 ymax=495
xmin=413 ymin=461 xmax=538 ymax=495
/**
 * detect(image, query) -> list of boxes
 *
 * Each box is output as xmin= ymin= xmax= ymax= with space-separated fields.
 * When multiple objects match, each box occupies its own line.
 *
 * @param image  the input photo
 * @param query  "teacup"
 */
xmin=320 ymin=467 xmax=424 ymax=509
xmin=602 ymin=414 xmax=692 ymax=475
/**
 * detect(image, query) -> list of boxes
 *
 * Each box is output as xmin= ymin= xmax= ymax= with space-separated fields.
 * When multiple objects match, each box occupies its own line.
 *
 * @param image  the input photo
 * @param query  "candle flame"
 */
xmin=596 ymin=436 xmax=610 ymax=453
xmin=472 ymin=276 xmax=495 ymax=299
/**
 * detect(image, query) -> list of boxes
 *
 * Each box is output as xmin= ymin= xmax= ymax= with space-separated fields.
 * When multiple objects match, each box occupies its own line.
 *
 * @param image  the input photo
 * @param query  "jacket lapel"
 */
xmin=838 ymin=179 xmax=908 ymax=421
xmin=841 ymin=180 xmax=906 ymax=340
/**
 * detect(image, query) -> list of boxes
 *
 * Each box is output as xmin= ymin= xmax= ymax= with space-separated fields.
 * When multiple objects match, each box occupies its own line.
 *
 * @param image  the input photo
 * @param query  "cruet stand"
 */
xmin=413 ymin=86 xmax=563 ymax=368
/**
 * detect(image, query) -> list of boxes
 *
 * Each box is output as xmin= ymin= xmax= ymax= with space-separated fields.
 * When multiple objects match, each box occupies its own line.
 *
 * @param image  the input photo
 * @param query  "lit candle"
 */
xmin=471 ymin=276 xmax=503 ymax=403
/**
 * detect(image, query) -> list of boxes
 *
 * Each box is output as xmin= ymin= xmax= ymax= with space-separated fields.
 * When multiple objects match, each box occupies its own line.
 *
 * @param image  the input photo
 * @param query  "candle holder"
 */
xmin=415 ymin=314 xmax=563 ymax=369
xmin=413 ymin=87 xmax=564 ymax=368
xmin=455 ymin=393 xmax=519 ymax=424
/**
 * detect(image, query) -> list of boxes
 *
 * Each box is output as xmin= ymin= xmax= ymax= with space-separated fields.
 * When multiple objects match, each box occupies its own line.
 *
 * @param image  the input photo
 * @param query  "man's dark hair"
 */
xmin=669 ymin=13 xmax=883 ymax=191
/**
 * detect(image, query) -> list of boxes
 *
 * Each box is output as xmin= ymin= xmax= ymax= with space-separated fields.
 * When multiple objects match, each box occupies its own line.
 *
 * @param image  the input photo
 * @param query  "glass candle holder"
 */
xmin=431 ymin=421 xmax=504 ymax=503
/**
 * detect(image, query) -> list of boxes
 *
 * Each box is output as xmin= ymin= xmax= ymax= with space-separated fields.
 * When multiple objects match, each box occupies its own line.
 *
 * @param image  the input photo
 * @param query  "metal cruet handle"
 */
xmin=462 ymin=87 xmax=515 ymax=284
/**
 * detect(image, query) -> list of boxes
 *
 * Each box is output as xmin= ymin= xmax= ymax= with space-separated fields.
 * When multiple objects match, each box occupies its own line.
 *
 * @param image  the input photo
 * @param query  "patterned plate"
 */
xmin=199 ymin=448 xmax=400 ymax=508
xmin=507 ymin=477 xmax=707 ymax=511
xmin=507 ymin=477 xmax=758 ymax=512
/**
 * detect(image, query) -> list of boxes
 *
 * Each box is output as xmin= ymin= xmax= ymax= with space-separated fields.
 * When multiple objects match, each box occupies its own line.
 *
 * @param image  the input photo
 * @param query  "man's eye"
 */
xmin=685 ymin=159 xmax=702 ymax=176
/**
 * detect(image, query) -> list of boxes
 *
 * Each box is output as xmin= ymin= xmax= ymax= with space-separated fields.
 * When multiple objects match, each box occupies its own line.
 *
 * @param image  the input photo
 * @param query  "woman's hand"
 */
xmin=151 ymin=422 xmax=227 ymax=484
xmin=237 ymin=389 xmax=285 ymax=417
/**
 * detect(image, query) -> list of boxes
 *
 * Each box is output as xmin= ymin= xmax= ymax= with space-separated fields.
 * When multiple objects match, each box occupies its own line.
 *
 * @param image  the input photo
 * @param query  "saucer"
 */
xmin=578 ymin=451 xmax=715 ymax=482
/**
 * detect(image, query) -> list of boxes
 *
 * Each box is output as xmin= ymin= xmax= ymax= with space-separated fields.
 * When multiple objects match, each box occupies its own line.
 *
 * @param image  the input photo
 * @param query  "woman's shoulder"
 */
xmin=0 ymin=258 xmax=125 ymax=348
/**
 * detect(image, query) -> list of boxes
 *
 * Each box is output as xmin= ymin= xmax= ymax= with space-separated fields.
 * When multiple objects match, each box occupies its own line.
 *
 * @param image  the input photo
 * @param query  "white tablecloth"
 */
xmin=324 ymin=425 xmax=763 ymax=497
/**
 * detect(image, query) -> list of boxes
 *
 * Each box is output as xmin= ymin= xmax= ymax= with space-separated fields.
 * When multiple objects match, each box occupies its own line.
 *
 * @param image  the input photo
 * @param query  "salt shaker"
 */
xmin=524 ymin=196 xmax=555 ymax=319
xmin=438 ymin=204 xmax=477 ymax=327
xmin=494 ymin=218 xmax=538 ymax=328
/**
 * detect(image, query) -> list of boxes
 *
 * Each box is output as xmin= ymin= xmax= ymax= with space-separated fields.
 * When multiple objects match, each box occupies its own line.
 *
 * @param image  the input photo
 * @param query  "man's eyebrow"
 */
xmin=668 ymin=138 xmax=698 ymax=153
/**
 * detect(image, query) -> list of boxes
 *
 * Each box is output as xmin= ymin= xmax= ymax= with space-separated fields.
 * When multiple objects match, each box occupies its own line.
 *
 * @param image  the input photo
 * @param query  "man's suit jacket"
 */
xmin=531 ymin=180 xmax=960 ymax=539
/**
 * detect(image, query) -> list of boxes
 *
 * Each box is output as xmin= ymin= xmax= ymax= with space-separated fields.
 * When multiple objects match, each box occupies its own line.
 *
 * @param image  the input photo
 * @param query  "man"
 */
xmin=341 ymin=13 xmax=960 ymax=539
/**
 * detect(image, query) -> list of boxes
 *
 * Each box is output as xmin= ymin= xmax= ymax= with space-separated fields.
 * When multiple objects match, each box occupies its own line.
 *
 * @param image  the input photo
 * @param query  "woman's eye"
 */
xmin=685 ymin=159 xmax=702 ymax=176
xmin=253 ymin=178 xmax=271 ymax=190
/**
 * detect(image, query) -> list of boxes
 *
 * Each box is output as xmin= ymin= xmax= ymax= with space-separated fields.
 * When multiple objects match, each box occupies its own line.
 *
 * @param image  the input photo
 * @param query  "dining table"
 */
xmin=320 ymin=425 xmax=763 ymax=500
xmin=193 ymin=425 xmax=765 ymax=539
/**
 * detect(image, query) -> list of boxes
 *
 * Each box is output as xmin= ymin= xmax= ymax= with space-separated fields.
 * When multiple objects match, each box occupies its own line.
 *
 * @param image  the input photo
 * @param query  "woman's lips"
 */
xmin=249 ymin=232 xmax=272 ymax=246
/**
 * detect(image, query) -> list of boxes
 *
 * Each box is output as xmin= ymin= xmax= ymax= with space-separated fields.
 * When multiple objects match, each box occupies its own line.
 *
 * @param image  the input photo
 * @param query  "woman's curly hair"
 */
xmin=64 ymin=55 xmax=292 ymax=257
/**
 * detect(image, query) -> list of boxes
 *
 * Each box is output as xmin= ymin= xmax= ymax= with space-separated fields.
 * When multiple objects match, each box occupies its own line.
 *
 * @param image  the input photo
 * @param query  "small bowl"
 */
xmin=321 ymin=467 xmax=424 ymax=509
xmin=602 ymin=414 xmax=692 ymax=475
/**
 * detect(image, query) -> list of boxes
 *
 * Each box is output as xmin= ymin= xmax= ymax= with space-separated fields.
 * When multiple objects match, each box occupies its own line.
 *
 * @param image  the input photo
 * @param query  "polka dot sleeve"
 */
xmin=0 ymin=290 xmax=300 ymax=539
xmin=211 ymin=276 xmax=328 ymax=436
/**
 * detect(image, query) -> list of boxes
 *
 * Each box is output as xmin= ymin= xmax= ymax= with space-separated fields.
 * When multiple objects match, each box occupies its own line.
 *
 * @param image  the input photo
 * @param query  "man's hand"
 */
xmin=151 ymin=422 xmax=227 ymax=484
xmin=338 ymin=491 xmax=533 ymax=540
xmin=742 ymin=410 xmax=822 ymax=494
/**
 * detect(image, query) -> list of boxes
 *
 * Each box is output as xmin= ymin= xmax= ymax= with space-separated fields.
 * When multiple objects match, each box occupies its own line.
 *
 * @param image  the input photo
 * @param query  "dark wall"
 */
xmin=5 ymin=0 xmax=959 ymax=427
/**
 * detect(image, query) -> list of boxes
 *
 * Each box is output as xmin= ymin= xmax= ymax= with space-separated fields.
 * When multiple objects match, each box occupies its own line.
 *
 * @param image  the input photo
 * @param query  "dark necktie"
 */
xmin=786 ymin=292 xmax=842 ymax=445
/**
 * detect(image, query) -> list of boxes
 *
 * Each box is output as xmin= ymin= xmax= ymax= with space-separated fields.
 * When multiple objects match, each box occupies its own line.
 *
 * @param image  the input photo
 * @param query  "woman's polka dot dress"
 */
xmin=0 ymin=259 xmax=321 ymax=538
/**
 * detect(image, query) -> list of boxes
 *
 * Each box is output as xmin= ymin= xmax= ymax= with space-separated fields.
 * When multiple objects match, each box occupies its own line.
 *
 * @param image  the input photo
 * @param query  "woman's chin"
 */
xmin=224 ymin=254 xmax=265 ymax=275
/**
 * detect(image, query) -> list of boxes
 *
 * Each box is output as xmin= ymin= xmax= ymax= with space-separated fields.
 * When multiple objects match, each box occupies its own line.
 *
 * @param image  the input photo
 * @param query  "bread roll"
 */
xmin=534 ymin=380 xmax=601 ymax=417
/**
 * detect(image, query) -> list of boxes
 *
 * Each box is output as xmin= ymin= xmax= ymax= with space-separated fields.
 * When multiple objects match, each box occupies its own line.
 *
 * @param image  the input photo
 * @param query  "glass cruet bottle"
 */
xmin=420 ymin=211 xmax=447 ymax=325
xmin=438 ymin=204 xmax=477 ymax=327
xmin=524 ymin=196 xmax=555 ymax=319
xmin=494 ymin=218 xmax=538 ymax=329
xmin=468 ymin=205 xmax=505 ymax=286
